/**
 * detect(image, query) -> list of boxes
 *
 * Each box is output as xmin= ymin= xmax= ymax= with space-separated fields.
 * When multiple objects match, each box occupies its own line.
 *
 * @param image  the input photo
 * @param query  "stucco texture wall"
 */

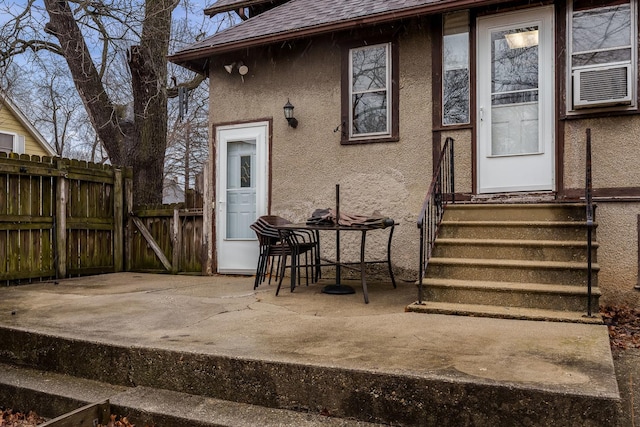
xmin=564 ymin=117 xmax=640 ymax=189
xmin=209 ymin=21 xmax=433 ymax=280
xmin=564 ymin=118 xmax=640 ymax=305
xmin=595 ymin=203 xmax=640 ymax=306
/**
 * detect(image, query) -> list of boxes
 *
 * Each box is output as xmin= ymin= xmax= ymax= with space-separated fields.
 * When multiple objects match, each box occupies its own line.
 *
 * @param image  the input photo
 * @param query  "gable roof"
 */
xmin=204 ymin=0 xmax=280 ymax=16
xmin=0 ymin=92 xmax=56 ymax=156
xmin=171 ymin=0 xmax=504 ymax=73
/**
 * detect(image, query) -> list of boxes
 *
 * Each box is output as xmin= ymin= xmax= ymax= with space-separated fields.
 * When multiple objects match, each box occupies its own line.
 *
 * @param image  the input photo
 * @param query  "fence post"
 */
xmin=171 ymin=208 xmax=182 ymax=274
xmin=202 ymin=161 xmax=213 ymax=275
xmin=55 ymin=160 xmax=67 ymax=278
xmin=113 ymin=168 xmax=124 ymax=272
xmin=124 ymin=168 xmax=134 ymax=272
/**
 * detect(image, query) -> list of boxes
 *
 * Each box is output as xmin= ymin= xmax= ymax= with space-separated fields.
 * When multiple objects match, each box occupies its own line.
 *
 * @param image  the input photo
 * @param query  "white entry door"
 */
xmin=216 ymin=122 xmax=269 ymax=274
xmin=477 ymin=7 xmax=554 ymax=193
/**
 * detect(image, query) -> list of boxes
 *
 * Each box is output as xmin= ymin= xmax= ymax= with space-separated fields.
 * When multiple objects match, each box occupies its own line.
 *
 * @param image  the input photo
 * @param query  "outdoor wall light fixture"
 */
xmin=224 ymin=61 xmax=249 ymax=75
xmin=224 ymin=61 xmax=249 ymax=82
xmin=283 ymin=99 xmax=298 ymax=128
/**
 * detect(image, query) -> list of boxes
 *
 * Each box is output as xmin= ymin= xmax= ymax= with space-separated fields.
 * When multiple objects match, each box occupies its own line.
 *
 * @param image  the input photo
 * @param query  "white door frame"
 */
xmin=215 ymin=121 xmax=269 ymax=274
xmin=477 ymin=6 xmax=555 ymax=194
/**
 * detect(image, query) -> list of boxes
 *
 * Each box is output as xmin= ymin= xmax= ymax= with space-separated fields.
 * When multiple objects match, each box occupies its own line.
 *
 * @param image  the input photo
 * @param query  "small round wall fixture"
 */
xmin=283 ymin=99 xmax=298 ymax=128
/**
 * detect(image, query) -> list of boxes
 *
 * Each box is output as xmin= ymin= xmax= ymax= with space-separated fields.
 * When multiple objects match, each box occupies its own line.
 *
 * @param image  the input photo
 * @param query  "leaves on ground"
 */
xmin=96 ymin=414 xmax=154 ymax=427
xmin=601 ymin=305 xmax=640 ymax=352
xmin=0 ymin=408 xmax=46 ymax=426
xmin=1 ymin=408 xmax=154 ymax=427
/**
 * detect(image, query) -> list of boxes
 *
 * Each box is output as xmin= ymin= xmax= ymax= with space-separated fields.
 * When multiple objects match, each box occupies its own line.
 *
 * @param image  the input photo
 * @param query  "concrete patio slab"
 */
xmin=0 ymin=273 xmax=620 ymax=425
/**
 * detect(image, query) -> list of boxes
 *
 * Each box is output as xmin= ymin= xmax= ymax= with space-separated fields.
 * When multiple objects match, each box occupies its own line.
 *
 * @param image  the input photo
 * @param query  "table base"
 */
xmin=322 ymin=284 xmax=356 ymax=295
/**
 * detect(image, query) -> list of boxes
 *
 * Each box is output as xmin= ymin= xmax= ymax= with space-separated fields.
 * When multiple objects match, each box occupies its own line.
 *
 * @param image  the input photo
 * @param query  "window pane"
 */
xmin=492 ymin=91 xmax=539 ymax=105
xmin=240 ymin=155 xmax=251 ymax=188
xmin=352 ymin=92 xmax=387 ymax=135
xmin=572 ymin=5 xmax=631 ymax=53
xmin=443 ymin=11 xmax=470 ymax=125
xmin=352 ymin=45 xmax=387 ymax=92
xmin=0 ymin=133 xmax=13 ymax=153
xmin=572 ymin=48 xmax=631 ymax=67
xmin=492 ymin=27 xmax=539 ymax=94
xmin=443 ymin=69 xmax=470 ymax=124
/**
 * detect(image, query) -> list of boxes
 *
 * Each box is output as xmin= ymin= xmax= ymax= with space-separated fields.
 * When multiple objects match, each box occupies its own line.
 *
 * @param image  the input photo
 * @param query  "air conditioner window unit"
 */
xmin=573 ymin=63 xmax=632 ymax=109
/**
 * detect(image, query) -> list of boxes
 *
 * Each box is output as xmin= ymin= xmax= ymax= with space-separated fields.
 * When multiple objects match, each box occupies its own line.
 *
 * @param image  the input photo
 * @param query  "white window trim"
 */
xmin=566 ymin=0 xmax=638 ymax=113
xmin=348 ymin=42 xmax=391 ymax=140
xmin=0 ymin=131 xmax=24 ymax=154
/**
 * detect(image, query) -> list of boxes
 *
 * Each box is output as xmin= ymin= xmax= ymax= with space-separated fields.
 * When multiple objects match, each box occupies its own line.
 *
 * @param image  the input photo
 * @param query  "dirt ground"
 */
xmin=603 ymin=305 xmax=640 ymax=427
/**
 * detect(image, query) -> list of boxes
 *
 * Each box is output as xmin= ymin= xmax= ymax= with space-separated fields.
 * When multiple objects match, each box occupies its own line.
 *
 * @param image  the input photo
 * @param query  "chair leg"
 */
xmin=271 ymin=254 xmax=283 ymax=285
xmin=275 ymin=254 xmax=288 ymax=296
xmin=254 ymin=247 xmax=267 ymax=289
xmin=291 ymin=249 xmax=298 ymax=292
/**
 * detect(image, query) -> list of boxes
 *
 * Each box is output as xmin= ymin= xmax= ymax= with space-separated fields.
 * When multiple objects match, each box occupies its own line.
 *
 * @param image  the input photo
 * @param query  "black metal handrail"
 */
xmin=417 ymin=137 xmax=455 ymax=304
xmin=585 ymin=128 xmax=595 ymax=317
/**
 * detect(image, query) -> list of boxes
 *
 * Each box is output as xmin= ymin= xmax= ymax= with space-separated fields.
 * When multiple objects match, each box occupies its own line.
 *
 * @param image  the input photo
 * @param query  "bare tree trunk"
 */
xmin=43 ymin=0 xmax=175 ymax=206
xmin=128 ymin=0 xmax=174 ymax=206
xmin=43 ymin=0 xmax=127 ymax=165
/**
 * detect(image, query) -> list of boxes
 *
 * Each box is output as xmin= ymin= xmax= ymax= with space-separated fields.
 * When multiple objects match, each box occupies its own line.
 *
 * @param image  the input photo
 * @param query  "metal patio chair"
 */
xmin=250 ymin=216 xmax=320 ymax=294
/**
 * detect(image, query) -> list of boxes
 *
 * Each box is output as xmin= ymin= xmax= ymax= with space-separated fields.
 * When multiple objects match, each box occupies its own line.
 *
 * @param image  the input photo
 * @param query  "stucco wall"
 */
xmin=564 ymin=117 xmax=640 ymax=189
xmin=206 ymin=17 xmax=640 ymax=304
xmin=594 ymin=204 xmax=640 ymax=306
xmin=564 ymin=118 xmax=640 ymax=305
xmin=209 ymin=20 xmax=433 ymax=279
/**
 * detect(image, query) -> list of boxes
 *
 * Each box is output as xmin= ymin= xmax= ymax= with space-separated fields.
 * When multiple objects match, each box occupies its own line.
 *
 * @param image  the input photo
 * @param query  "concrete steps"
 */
xmin=405 ymin=301 xmax=603 ymax=324
xmin=410 ymin=203 xmax=601 ymax=321
xmin=0 ymin=324 xmax=617 ymax=426
xmin=433 ymin=238 xmax=597 ymax=262
xmin=0 ymin=362 xmax=379 ymax=427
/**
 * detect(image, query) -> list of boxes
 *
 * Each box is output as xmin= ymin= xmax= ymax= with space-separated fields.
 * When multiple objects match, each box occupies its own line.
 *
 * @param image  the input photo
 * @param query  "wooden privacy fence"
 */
xmin=0 ymin=153 xmax=130 ymax=283
xmin=128 ymin=203 xmax=204 ymax=274
xmin=1 ymin=153 xmax=207 ymax=283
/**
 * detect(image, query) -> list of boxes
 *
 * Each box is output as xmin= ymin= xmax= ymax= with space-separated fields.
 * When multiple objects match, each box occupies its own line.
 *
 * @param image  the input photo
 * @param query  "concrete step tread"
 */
xmin=0 ymin=363 xmax=382 ymax=427
xmin=405 ymin=301 xmax=603 ymax=324
xmin=447 ymin=203 xmax=586 ymax=209
xmin=435 ymin=238 xmax=598 ymax=247
xmin=428 ymin=257 xmax=600 ymax=270
xmin=441 ymin=220 xmax=595 ymax=227
xmin=419 ymin=278 xmax=602 ymax=295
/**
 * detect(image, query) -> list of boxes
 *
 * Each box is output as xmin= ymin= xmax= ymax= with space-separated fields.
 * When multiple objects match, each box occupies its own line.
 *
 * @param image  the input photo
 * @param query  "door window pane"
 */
xmin=240 ymin=155 xmax=251 ymax=188
xmin=226 ymin=140 xmax=256 ymax=239
xmin=491 ymin=26 xmax=540 ymax=156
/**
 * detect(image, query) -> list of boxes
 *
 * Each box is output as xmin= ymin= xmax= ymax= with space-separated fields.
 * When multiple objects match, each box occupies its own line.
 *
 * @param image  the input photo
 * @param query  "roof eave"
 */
xmin=171 ymin=0 xmax=510 ymax=70
xmin=203 ymin=0 xmax=276 ymax=16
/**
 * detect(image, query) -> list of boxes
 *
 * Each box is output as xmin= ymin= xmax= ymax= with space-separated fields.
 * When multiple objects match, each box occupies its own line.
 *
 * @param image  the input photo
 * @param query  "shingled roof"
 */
xmin=171 ymin=0 xmax=502 ymax=72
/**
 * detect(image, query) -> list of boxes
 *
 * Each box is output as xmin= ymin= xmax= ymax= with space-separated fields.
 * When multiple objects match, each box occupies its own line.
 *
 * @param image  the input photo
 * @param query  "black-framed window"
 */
xmin=341 ymin=39 xmax=399 ymax=144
